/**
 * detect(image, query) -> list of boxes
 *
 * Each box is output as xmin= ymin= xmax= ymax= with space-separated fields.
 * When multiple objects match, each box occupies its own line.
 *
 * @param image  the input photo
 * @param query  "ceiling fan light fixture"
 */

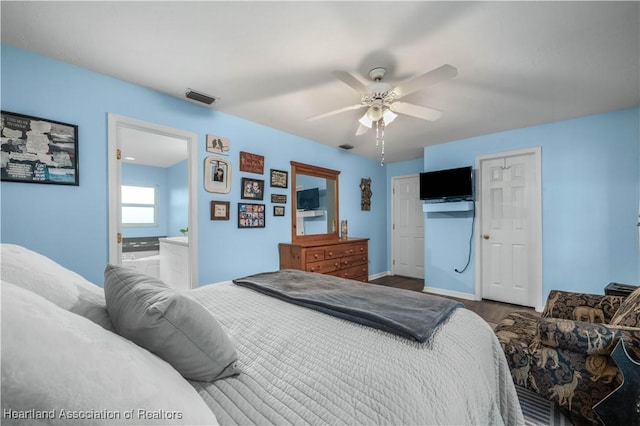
xmin=382 ymin=108 xmax=397 ymax=125
xmin=358 ymin=113 xmax=373 ymax=128
xmin=367 ymin=106 xmax=383 ymax=122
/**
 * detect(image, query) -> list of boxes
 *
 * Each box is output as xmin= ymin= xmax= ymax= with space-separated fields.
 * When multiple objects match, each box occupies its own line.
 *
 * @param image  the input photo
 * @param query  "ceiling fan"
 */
xmin=308 ymin=64 xmax=457 ymax=135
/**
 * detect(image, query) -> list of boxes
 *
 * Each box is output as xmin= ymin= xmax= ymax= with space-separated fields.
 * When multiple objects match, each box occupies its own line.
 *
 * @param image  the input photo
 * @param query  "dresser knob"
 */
xmin=314 ymin=254 xmax=319 ymax=258
xmin=328 ymin=251 xmax=333 ymax=256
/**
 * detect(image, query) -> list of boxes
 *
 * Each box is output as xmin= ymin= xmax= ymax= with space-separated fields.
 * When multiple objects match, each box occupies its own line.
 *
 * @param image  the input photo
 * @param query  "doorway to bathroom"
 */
xmin=107 ymin=113 xmax=199 ymax=288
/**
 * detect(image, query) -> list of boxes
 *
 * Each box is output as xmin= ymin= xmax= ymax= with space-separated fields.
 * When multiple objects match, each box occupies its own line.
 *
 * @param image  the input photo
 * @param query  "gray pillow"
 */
xmin=104 ymin=264 xmax=239 ymax=381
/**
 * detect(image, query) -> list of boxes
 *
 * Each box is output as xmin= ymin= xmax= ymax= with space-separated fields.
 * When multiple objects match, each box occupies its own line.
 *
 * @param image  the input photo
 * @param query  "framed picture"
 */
xmin=270 ymin=169 xmax=288 ymax=188
xmin=238 ymin=203 xmax=265 ymax=228
xmin=206 ymin=134 xmax=230 ymax=154
xmin=210 ymin=200 xmax=230 ymax=220
xmin=273 ymin=205 xmax=285 ymax=216
xmin=204 ymin=156 xmax=231 ymax=193
xmin=239 ymin=151 xmax=264 ymax=174
xmin=271 ymin=193 xmax=287 ymax=204
xmin=241 ymin=177 xmax=264 ymax=200
xmin=1 ymin=111 xmax=79 ymax=185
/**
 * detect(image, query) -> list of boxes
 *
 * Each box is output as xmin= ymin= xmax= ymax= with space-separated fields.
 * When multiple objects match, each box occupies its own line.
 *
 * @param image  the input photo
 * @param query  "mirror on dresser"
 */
xmin=290 ymin=161 xmax=340 ymax=242
xmin=280 ymin=161 xmax=369 ymax=282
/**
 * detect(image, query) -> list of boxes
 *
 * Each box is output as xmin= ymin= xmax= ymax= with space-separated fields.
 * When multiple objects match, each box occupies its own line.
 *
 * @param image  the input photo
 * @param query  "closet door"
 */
xmin=479 ymin=149 xmax=541 ymax=308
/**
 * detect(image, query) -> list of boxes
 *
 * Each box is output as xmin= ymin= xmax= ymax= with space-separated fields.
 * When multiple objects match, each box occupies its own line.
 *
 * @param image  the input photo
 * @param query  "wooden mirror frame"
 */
xmin=290 ymin=161 xmax=340 ymax=243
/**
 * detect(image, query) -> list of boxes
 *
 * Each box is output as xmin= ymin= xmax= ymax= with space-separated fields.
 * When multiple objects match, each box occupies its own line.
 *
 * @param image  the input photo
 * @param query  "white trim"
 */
xmin=107 ymin=113 xmax=199 ymax=288
xmin=369 ymin=271 xmax=392 ymax=281
xmin=423 ymin=286 xmax=475 ymax=301
xmin=474 ymin=146 xmax=543 ymax=310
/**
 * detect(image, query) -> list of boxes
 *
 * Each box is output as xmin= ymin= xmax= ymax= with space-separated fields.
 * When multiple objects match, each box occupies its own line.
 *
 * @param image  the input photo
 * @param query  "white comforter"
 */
xmin=189 ymin=282 xmax=524 ymax=426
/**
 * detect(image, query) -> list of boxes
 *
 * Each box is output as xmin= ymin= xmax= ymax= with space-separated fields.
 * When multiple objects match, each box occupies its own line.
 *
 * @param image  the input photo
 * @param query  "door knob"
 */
xmin=483 ymin=234 xmax=490 ymax=240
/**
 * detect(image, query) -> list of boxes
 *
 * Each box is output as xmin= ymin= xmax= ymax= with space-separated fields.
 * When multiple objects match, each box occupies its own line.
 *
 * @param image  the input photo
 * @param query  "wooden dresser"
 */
xmin=279 ymin=237 xmax=369 ymax=282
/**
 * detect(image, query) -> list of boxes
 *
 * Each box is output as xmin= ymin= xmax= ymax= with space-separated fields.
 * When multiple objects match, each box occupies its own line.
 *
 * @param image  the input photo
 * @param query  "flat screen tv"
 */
xmin=420 ymin=166 xmax=473 ymax=202
xmin=296 ymin=187 xmax=320 ymax=210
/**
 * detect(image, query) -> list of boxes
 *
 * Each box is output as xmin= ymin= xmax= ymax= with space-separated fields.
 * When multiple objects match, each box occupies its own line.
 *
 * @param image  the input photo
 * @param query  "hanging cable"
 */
xmin=455 ymin=201 xmax=476 ymax=273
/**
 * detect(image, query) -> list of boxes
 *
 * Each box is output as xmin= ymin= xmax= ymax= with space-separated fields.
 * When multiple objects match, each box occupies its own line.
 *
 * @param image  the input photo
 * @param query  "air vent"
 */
xmin=185 ymin=89 xmax=219 ymax=105
xmin=339 ymin=144 xmax=354 ymax=150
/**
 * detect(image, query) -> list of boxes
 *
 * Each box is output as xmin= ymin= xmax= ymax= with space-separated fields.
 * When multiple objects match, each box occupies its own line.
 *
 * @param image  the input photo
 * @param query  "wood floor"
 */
xmin=369 ymin=275 xmax=538 ymax=325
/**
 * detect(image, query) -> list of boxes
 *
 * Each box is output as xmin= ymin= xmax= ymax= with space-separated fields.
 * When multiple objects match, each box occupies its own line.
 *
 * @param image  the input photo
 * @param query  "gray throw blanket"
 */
xmin=233 ymin=269 xmax=462 ymax=343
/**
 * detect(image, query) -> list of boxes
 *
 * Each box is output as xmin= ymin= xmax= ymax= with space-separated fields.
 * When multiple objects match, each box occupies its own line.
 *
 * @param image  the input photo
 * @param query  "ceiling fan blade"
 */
xmin=390 ymin=102 xmax=443 ymax=121
xmin=332 ymin=70 xmax=369 ymax=94
xmin=355 ymin=124 xmax=370 ymax=136
xmin=306 ymin=104 xmax=366 ymax=121
xmin=393 ymin=64 xmax=457 ymax=98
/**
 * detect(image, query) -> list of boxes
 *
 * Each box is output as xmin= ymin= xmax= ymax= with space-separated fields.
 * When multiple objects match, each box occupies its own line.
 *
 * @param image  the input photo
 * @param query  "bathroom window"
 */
xmin=122 ymin=185 xmax=158 ymax=226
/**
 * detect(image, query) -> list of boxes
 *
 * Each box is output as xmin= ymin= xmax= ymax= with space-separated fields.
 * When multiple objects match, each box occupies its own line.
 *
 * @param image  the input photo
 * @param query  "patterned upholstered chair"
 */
xmin=495 ymin=288 xmax=640 ymax=425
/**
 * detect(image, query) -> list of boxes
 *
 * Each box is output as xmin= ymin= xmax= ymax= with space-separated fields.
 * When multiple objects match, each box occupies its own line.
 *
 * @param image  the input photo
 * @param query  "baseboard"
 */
xmin=368 ymin=271 xmax=391 ymax=281
xmin=423 ymin=286 xmax=477 ymax=301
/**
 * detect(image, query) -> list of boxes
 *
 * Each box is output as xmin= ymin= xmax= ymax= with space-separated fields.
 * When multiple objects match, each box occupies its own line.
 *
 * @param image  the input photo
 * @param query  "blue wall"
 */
xmin=1 ymin=44 xmax=387 ymax=285
xmin=422 ymin=107 xmax=640 ymax=300
xmin=121 ymin=160 xmax=188 ymax=238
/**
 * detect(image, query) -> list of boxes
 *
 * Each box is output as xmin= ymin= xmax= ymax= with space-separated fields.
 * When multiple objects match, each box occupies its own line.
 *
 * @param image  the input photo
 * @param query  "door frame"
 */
xmin=107 ymin=113 xmax=199 ymax=288
xmin=390 ymin=173 xmax=424 ymax=278
xmin=474 ymin=146 xmax=543 ymax=311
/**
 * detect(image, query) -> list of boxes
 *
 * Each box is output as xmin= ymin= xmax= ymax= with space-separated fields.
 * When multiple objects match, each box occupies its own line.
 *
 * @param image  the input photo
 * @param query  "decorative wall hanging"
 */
xmin=360 ymin=177 xmax=372 ymax=211
xmin=206 ymin=134 xmax=230 ymax=154
xmin=1 ymin=111 xmax=79 ymax=185
xmin=241 ymin=177 xmax=264 ymax=200
xmin=204 ymin=156 xmax=231 ymax=193
xmin=239 ymin=151 xmax=264 ymax=174
xmin=271 ymin=194 xmax=287 ymax=204
xmin=270 ymin=169 xmax=288 ymax=188
xmin=238 ymin=203 xmax=265 ymax=228
xmin=273 ymin=206 xmax=285 ymax=217
xmin=210 ymin=200 xmax=230 ymax=220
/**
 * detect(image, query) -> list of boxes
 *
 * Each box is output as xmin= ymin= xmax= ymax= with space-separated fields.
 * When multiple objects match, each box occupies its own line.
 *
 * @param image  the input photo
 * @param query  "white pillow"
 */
xmin=0 ymin=244 xmax=113 ymax=330
xmin=1 ymin=281 xmax=219 ymax=426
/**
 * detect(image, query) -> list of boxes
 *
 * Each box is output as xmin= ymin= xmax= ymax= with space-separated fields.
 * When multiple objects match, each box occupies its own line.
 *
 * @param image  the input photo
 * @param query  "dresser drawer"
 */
xmin=343 ymin=242 xmax=367 ymax=257
xmin=305 ymin=249 xmax=325 ymax=263
xmin=330 ymin=264 xmax=368 ymax=280
xmin=339 ymin=253 xmax=368 ymax=269
xmin=305 ymin=258 xmax=341 ymax=274
xmin=323 ymin=244 xmax=347 ymax=259
xmin=323 ymin=242 xmax=367 ymax=259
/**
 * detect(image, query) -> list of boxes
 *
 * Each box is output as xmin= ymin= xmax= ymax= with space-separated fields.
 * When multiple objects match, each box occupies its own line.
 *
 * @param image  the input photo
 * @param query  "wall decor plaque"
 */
xmin=206 ymin=134 xmax=230 ymax=154
xmin=239 ymin=151 xmax=264 ymax=174
xmin=271 ymin=193 xmax=287 ymax=204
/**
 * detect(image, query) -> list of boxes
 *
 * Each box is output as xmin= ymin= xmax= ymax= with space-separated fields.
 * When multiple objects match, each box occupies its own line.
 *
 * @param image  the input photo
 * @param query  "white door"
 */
xmin=392 ymin=175 xmax=424 ymax=278
xmin=479 ymin=148 xmax=541 ymax=308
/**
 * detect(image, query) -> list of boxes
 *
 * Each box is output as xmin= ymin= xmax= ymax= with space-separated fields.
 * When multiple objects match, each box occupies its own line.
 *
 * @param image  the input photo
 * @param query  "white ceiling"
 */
xmin=119 ymin=127 xmax=188 ymax=168
xmin=2 ymin=1 xmax=638 ymax=163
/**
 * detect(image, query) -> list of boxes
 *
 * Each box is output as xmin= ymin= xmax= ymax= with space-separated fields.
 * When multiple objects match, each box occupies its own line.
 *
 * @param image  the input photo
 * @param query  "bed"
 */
xmin=1 ymin=244 xmax=524 ymax=425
